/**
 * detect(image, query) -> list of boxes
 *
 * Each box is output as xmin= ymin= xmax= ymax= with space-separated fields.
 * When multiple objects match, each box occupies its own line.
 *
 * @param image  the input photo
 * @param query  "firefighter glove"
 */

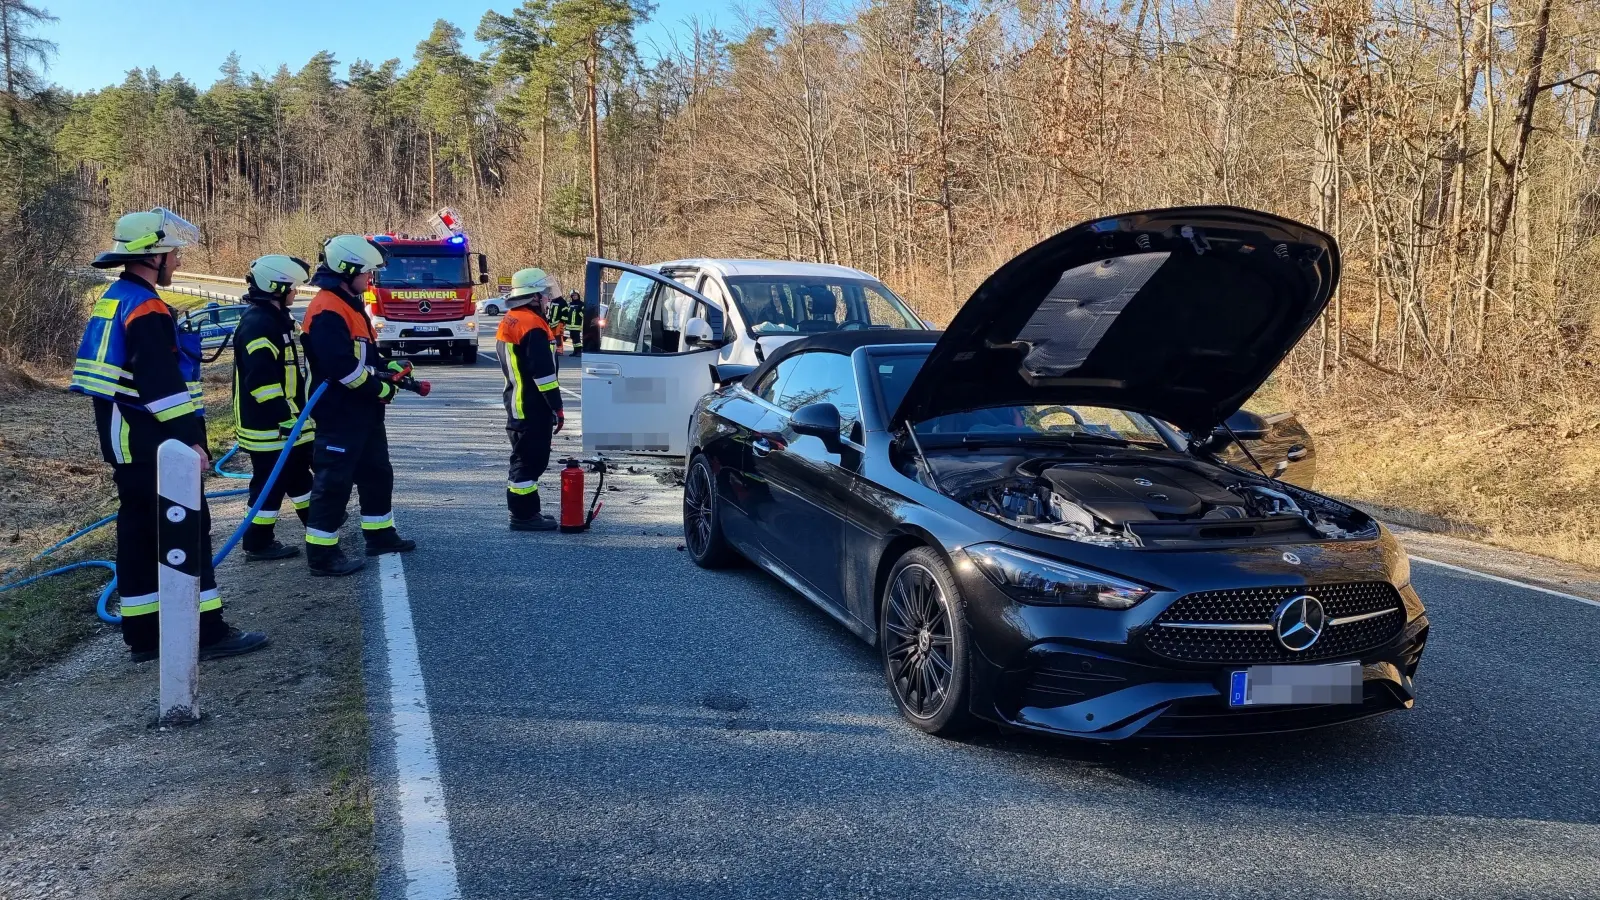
xmin=553 ymin=412 xmax=565 ymax=435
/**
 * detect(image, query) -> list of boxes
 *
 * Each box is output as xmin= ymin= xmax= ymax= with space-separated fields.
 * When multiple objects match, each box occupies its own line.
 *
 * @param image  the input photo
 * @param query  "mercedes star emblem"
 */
xmin=1273 ymin=594 xmax=1326 ymax=652
xmin=418 ymin=300 xmax=433 ymax=314
xmin=1282 ymin=551 xmax=1302 ymax=565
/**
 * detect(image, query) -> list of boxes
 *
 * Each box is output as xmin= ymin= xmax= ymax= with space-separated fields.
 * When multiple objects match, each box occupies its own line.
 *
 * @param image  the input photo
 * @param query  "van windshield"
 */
xmin=724 ymin=276 xmax=920 ymax=335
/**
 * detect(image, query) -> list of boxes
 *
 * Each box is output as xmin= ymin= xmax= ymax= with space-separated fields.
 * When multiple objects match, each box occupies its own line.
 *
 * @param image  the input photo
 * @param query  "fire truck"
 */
xmin=366 ymin=209 xmax=490 ymax=364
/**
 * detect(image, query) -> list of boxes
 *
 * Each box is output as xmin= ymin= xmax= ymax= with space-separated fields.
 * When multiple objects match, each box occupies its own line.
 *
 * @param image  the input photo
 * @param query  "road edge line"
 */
xmin=378 ymin=552 xmax=463 ymax=899
xmin=1409 ymin=554 xmax=1600 ymax=609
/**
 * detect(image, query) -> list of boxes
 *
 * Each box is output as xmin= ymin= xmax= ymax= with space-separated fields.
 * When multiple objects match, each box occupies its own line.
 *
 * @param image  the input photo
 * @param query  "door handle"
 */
xmin=584 ymin=363 xmax=620 ymax=376
xmin=752 ymin=437 xmax=774 ymax=458
xmin=1286 ymin=444 xmax=1308 ymax=461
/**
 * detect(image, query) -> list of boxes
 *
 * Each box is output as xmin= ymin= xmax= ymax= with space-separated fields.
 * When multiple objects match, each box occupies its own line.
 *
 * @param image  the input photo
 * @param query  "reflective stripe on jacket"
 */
xmin=232 ymin=297 xmax=316 ymax=452
xmin=73 ymin=274 xmax=207 ymax=464
xmin=496 ymin=306 xmax=563 ymax=426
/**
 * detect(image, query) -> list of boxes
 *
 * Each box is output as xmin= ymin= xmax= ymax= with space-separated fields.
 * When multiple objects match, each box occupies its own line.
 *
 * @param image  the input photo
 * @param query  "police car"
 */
xmin=176 ymin=302 xmax=247 ymax=351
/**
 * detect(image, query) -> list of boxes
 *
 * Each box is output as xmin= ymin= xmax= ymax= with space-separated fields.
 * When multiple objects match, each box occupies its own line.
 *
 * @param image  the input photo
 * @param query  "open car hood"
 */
xmin=890 ymin=206 xmax=1338 ymax=434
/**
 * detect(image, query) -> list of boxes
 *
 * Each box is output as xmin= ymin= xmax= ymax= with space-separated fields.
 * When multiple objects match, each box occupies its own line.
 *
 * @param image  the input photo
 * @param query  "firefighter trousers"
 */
xmin=244 ymin=443 xmax=315 ymax=552
xmin=305 ymin=417 xmax=396 ymax=549
xmin=113 ymin=463 xmax=227 ymax=653
xmin=507 ymin=424 xmax=552 ymax=521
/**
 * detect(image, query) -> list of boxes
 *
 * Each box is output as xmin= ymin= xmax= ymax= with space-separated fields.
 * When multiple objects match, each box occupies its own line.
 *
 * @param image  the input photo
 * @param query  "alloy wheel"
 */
xmin=683 ymin=461 xmax=714 ymax=558
xmin=884 ymin=563 xmax=955 ymax=718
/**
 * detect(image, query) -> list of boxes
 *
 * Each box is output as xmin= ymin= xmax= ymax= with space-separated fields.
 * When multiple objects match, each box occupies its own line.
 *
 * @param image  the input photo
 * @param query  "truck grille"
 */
xmin=378 ymin=299 xmax=472 ymax=322
xmin=1144 ymin=582 xmax=1404 ymax=664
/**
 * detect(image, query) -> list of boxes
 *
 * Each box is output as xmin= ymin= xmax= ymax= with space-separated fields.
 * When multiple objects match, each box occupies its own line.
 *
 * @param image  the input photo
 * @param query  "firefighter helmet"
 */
xmin=507 ymin=267 xmax=556 ymax=307
xmin=321 ymin=234 xmax=387 ymax=277
xmin=92 ymin=207 xmax=201 ymax=269
xmin=248 ymin=254 xmax=313 ymax=296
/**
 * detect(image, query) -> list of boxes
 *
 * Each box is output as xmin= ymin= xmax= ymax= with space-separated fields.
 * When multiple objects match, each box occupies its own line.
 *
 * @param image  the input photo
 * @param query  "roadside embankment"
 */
xmin=1296 ymin=398 xmax=1600 ymax=570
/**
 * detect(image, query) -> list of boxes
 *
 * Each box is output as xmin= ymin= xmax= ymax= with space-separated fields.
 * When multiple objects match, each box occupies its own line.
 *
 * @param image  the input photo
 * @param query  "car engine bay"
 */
xmin=928 ymin=452 xmax=1377 ymax=547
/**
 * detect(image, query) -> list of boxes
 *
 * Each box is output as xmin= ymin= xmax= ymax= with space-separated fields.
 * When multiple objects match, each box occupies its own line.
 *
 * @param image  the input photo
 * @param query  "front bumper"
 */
xmin=955 ymin=558 xmax=1430 ymax=740
xmin=375 ymin=316 xmax=478 ymax=344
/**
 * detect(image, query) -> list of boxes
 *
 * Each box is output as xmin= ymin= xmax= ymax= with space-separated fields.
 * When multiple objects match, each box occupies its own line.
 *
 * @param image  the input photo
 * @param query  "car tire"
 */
xmin=682 ymin=453 xmax=738 ymax=569
xmin=486 ymin=305 xmax=501 ymax=316
xmin=880 ymin=547 xmax=975 ymax=737
xmin=460 ymin=345 xmax=478 ymax=365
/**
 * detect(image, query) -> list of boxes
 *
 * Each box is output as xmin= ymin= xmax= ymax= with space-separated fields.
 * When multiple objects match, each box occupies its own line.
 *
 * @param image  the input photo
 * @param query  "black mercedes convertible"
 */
xmin=681 ymin=206 xmax=1429 ymax=739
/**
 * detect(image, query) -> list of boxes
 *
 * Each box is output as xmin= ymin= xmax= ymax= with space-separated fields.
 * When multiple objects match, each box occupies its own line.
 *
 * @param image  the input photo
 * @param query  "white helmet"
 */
xmin=92 ymin=207 xmax=201 ymax=268
xmin=248 ymin=254 xmax=313 ymax=295
xmin=321 ymin=234 xmax=387 ymax=277
xmin=506 ymin=267 xmax=557 ymax=307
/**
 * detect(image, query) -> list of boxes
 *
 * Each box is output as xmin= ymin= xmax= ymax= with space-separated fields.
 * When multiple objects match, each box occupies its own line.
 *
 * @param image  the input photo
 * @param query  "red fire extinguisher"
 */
xmin=559 ymin=457 xmax=605 ymax=533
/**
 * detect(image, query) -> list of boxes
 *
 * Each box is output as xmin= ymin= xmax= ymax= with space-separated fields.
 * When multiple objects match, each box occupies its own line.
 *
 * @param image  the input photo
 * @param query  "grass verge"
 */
xmin=0 ymin=530 xmax=115 ymax=678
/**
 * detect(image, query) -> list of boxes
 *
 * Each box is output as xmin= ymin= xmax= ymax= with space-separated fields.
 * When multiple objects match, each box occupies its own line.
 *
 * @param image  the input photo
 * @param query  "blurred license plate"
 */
xmin=412 ymin=328 xmax=446 ymax=336
xmin=1228 ymin=662 xmax=1361 ymax=707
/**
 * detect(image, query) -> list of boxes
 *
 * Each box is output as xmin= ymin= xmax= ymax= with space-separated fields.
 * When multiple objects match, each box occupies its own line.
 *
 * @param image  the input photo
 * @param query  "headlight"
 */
xmin=1391 ymin=550 xmax=1410 ymax=590
xmin=963 ymin=543 xmax=1153 ymax=609
xmin=464 ymin=320 xmax=477 ymax=331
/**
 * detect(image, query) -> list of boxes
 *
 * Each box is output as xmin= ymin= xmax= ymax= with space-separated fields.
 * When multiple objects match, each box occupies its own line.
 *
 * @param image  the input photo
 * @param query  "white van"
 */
xmin=580 ymin=257 xmax=931 ymax=456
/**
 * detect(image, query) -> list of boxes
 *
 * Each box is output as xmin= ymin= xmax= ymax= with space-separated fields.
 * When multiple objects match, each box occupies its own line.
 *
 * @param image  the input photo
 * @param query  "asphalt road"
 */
xmin=362 ymin=339 xmax=1600 ymax=900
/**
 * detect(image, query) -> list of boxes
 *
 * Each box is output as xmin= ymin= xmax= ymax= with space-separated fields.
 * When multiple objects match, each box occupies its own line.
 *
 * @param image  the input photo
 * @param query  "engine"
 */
xmin=959 ymin=458 xmax=1374 ymax=547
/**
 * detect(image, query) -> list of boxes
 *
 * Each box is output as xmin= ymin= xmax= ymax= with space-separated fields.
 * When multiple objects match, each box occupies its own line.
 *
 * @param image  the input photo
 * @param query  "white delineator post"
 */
xmin=156 ymin=439 xmax=203 ymax=725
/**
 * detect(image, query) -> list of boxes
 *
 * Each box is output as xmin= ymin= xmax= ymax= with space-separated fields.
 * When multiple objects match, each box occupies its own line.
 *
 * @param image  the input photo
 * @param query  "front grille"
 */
xmin=1144 ymin=582 xmax=1404 ymax=664
xmin=377 ymin=299 xmax=472 ymax=322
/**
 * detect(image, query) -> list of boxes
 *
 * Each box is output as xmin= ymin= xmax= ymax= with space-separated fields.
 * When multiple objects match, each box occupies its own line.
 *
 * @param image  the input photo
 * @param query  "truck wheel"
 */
xmin=460 ymin=344 xmax=478 ymax=365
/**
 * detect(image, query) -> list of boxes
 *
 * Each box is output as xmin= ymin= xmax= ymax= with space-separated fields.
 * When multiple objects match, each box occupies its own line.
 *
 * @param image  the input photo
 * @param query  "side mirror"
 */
xmin=1196 ymin=409 xmax=1270 ymax=453
xmin=683 ymin=316 xmax=714 ymax=349
xmin=791 ymin=402 xmax=844 ymax=453
xmin=1222 ymin=409 xmax=1270 ymax=442
xmin=477 ymin=253 xmax=489 ymax=284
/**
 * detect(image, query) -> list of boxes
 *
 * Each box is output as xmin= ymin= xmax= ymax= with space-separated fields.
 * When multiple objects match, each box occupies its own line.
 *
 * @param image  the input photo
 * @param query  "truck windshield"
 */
xmin=374 ymin=254 xmax=470 ymax=287
xmin=724 ymin=276 xmax=920 ymax=335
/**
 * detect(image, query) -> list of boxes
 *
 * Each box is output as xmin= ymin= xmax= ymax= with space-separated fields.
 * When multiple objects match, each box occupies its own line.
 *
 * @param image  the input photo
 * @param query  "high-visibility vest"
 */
xmin=70 ymin=278 xmax=204 ymax=406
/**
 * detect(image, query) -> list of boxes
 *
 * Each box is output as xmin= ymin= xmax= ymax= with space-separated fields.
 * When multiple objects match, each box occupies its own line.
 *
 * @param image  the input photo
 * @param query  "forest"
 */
xmin=2 ymin=0 xmax=1599 ymax=558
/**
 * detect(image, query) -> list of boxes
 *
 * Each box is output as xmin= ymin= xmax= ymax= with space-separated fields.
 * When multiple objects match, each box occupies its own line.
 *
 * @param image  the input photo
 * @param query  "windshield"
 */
xmin=870 ymin=350 xmax=1165 ymax=443
xmin=725 ymin=276 xmax=920 ymax=335
xmin=374 ymin=253 xmax=470 ymax=287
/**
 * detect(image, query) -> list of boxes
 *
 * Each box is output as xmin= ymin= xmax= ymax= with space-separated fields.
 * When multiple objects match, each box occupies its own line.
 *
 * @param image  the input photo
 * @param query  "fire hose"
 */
xmin=1 ymin=381 xmax=335 ymax=622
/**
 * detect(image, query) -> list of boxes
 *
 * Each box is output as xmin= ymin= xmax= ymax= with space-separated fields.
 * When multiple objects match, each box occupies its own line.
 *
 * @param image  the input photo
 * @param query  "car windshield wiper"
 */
xmin=954 ymin=432 xmax=1166 ymax=450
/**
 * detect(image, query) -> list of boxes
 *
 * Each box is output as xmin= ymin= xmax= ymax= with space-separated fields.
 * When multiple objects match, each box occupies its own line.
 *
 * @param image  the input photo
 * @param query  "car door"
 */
xmin=749 ymin=350 xmax=868 ymax=621
xmin=581 ymin=259 xmax=727 ymax=456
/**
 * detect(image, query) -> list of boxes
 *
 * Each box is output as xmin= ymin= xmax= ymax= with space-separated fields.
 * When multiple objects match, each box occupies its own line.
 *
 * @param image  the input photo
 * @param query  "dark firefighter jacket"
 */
xmin=302 ymin=272 xmax=396 ymax=426
xmin=496 ymin=306 xmax=563 ymax=428
xmin=232 ymin=290 xmax=316 ymax=452
xmin=71 ymin=273 xmax=207 ymax=465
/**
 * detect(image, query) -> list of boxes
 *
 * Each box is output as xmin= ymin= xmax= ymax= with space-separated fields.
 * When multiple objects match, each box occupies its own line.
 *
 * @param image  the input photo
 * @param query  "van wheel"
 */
xmin=881 ymin=547 xmax=974 ymax=737
xmin=683 ymin=454 xmax=738 ymax=568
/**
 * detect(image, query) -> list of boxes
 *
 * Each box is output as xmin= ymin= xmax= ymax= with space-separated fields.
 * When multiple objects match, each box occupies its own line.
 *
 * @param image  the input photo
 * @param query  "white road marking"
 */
xmin=1410 ymin=554 xmax=1600 ymax=609
xmin=378 ymin=553 xmax=462 ymax=899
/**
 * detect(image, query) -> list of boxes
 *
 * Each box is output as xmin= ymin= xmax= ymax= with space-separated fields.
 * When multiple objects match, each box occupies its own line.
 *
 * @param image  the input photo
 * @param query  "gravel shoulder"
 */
xmin=0 ymin=490 xmax=377 ymax=900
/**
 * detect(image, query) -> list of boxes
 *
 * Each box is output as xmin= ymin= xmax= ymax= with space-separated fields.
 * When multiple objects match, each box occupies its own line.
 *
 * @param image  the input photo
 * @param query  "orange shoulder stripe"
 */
xmin=123 ymin=297 xmax=171 ymax=324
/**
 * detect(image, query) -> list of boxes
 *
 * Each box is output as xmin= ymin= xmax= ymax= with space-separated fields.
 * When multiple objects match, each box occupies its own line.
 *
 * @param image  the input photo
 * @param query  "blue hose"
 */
xmin=213 ymin=443 xmax=250 ymax=479
xmin=0 ymin=382 xmax=327 ymax=625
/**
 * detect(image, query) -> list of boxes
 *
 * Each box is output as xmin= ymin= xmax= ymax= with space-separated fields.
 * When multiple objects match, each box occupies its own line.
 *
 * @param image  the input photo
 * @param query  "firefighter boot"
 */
xmin=199 ymin=627 xmax=271 ymax=660
xmin=510 ymin=515 xmax=558 ymax=532
xmin=364 ymin=527 xmax=417 ymax=556
xmin=308 ymin=543 xmax=366 ymax=577
xmin=246 ymin=541 xmax=300 ymax=562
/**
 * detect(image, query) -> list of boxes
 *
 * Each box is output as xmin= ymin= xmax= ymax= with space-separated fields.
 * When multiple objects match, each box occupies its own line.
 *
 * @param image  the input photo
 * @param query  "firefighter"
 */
xmin=545 ymin=290 xmax=569 ymax=356
xmin=497 ymin=268 xmax=565 ymax=530
xmin=72 ymin=208 xmax=268 ymax=661
xmin=561 ymin=289 xmax=586 ymax=356
xmin=233 ymin=254 xmax=316 ymax=561
xmin=301 ymin=234 xmax=417 ymax=575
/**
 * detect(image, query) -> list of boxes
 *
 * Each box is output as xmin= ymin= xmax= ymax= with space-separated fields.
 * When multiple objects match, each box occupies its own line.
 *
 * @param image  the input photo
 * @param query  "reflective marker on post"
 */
xmin=157 ymin=439 xmax=203 ymax=725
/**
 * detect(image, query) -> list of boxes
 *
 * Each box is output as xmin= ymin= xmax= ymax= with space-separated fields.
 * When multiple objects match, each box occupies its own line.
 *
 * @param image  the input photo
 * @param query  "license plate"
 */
xmin=1228 ymin=662 xmax=1362 ymax=707
xmin=412 ymin=328 xmax=446 ymax=336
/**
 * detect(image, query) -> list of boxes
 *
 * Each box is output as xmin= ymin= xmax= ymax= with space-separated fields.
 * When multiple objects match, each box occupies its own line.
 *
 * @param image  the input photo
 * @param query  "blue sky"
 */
xmin=42 ymin=0 xmax=736 ymax=93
